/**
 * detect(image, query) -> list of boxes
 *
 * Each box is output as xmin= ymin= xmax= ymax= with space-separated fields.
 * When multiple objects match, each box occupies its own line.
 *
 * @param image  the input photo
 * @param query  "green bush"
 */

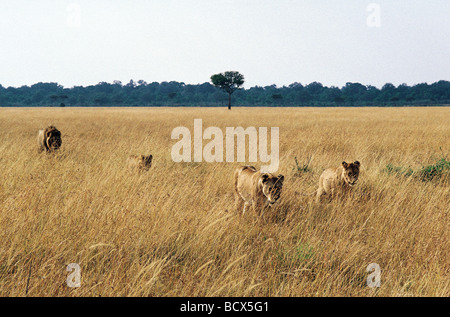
xmin=384 ymin=156 xmax=449 ymax=182
xmin=384 ymin=163 xmax=414 ymax=177
xmin=418 ymin=157 xmax=450 ymax=181
xmin=293 ymin=156 xmax=313 ymax=175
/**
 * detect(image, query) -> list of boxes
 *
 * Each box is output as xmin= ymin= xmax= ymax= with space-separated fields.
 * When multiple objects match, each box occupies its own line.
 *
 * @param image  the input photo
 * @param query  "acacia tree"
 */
xmin=210 ymin=71 xmax=245 ymax=110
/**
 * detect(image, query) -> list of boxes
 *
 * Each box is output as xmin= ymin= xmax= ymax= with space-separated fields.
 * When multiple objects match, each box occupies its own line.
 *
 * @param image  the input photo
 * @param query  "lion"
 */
xmin=127 ymin=154 xmax=153 ymax=172
xmin=37 ymin=126 xmax=62 ymax=152
xmin=234 ymin=166 xmax=284 ymax=217
xmin=316 ymin=161 xmax=360 ymax=202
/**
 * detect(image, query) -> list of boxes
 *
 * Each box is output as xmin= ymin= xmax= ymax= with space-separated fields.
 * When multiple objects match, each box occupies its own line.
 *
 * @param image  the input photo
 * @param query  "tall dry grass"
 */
xmin=0 ymin=107 xmax=448 ymax=297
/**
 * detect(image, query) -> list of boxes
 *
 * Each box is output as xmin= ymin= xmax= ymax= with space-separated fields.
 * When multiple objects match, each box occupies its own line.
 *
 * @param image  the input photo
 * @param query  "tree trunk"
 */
xmin=228 ymin=93 xmax=231 ymax=110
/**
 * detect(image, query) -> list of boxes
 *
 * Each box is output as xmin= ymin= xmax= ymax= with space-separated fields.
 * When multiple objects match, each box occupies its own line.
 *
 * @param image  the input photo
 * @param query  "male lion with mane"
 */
xmin=37 ymin=126 xmax=62 ymax=152
xmin=316 ymin=161 xmax=360 ymax=202
xmin=234 ymin=166 xmax=284 ymax=218
xmin=127 ymin=154 xmax=153 ymax=172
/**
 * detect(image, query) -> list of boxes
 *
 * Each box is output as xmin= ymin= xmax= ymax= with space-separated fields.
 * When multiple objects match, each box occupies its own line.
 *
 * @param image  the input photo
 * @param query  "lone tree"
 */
xmin=210 ymin=71 xmax=244 ymax=110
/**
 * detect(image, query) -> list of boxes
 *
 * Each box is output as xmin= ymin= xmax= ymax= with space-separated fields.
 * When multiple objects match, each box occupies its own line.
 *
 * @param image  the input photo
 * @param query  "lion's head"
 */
xmin=260 ymin=173 xmax=284 ymax=205
xmin=44 ymin=126 xmax=62 ymax=151
xmin=341 ymin=161 xmax=360 ymax=186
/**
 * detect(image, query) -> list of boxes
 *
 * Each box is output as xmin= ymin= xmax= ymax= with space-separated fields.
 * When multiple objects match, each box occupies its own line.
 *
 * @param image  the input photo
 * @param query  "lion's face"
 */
xmin=342 ymin=161 xmax=360 ymax=186
xmin=261 ymin=174 xmax=284 ymax=205
xmin=45 ymin=127 xmax=62 ymax=151
xmin=48 ymin=135 xmax=62 ymax=150
xmin=139 ymin=155 xmax=153 ymax=170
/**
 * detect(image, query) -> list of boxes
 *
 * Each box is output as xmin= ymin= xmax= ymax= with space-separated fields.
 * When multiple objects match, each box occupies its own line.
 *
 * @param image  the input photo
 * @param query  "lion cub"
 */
xmin=316 ymin=161 xmax=360 ymax=202
xmin=234 ymin=166 xmax=284 ymax=217
xmin=127 ymin=154 xmax=153 ymax=172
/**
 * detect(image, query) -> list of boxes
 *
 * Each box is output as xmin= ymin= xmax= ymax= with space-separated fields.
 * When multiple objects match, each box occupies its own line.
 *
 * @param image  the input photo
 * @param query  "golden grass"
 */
xmin=0 ymin=106 xmax=448 ymax=297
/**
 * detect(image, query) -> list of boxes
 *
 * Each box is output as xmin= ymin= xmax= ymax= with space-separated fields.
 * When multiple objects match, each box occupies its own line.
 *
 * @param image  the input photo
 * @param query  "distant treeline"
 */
xmin=1 ymin=80 xmax=449 ymax=107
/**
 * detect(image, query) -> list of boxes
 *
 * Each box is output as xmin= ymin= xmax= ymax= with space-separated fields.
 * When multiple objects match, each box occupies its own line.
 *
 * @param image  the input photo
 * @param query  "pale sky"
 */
xmin=0 ymin=0 xmax=449 ymax=89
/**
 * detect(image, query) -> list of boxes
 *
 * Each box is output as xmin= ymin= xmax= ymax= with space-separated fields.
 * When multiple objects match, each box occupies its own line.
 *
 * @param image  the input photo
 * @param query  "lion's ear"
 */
xmin=354 ymin=161 xmax=360 ymax=167
xmin=342 ymin=161 xmax=348 ymax=168
xmin=261 ymin=174 xmax=269 ymax=183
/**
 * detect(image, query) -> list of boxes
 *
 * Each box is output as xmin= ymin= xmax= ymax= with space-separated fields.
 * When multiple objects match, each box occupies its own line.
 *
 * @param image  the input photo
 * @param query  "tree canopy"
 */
xmin=0 ymin=80 xmax=449 ymax=107
xmin=210 ymin=71 xmax=245 ymax=109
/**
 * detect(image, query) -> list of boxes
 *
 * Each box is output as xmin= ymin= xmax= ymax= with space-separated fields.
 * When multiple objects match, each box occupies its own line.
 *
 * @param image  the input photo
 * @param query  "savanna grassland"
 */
xmin=0 ymin=107 xmax=448 ymax=297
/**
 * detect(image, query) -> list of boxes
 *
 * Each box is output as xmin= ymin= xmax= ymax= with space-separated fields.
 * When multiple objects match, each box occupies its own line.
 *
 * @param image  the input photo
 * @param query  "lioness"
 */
xmin=127 ymin=154 xmax=153 ymax=172
xmin=234 ymin=166 xmax=284 ymax=217
xmin=316 ymin=161 xmax=360 ymax=202
xmin=38 ymin=126 xmax=62 ymax=152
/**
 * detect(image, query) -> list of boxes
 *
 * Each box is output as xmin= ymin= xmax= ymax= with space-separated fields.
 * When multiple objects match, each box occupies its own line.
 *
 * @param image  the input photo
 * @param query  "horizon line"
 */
xmin=1 ymin=79 xmax=449 ymax=90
